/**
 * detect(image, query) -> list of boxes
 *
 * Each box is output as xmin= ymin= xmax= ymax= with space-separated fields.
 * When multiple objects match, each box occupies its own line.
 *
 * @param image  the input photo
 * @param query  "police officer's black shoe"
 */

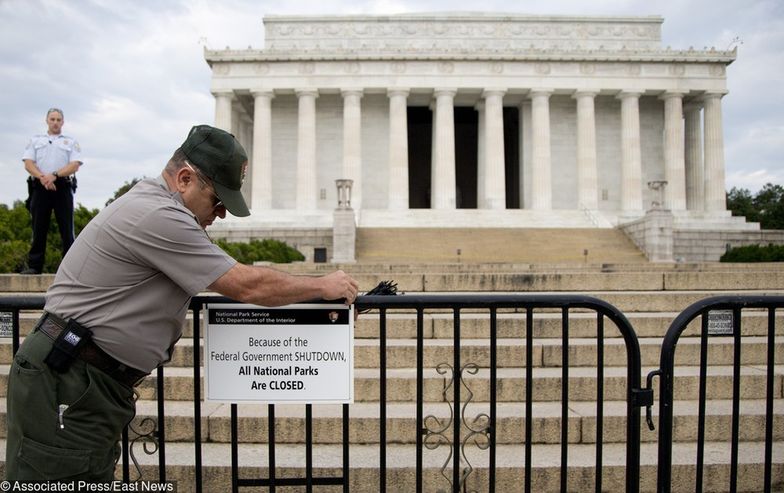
xmin=19 ymin=267 xmax=41 ymax=275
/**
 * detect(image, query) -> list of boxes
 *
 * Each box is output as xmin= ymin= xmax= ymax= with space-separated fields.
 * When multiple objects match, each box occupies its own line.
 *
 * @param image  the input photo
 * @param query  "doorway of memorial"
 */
xmin=406 ymin=106 xmax=520 ymax=209
xmin=407 ymin=106 xmax=432 ymax=209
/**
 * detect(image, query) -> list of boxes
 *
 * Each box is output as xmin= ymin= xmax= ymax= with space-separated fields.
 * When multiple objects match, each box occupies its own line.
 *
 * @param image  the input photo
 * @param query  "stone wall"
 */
xmin=674 ymin=229 xmax=784 ymax=262
xmin=621 ymin=216 xmax=784 ymax=263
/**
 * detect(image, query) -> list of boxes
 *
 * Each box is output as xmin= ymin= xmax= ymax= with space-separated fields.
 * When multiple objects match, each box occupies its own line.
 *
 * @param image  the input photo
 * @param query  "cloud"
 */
xmin=0 ymin=0 xmax=782 ymax=208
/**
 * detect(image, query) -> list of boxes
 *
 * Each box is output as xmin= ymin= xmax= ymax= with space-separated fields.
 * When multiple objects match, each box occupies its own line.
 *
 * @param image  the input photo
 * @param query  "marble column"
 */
xmin=475 ymin=101 xmax=486 ymax=208
xmin=213 ymin=90 xmax=233 ymax=132
xmin=661 ymin=91 xmax=688 ymax=210
xmin=251 ymin=90 xmax=274 ymax=210
xmin=231 ymin=110 xmax=241 ymax=140
xmin=530 ymin=89 xmax=553 ymax=210
xmin=482 ymin=89 xmax=507 ymax=209
xmin=238 ymin=115 xmax=253 ymax=201
xmin=431 ymin=89 xmax=457 ymax=209
xmin=703 ymin=91 xmax=728 ymax=212
xmin=387 ymin=89 xmax=410 ymax=210
xmin=684 ymin=101 xmax=704 ymax=211
xmin=617 ymin=91 xmax=644 ymax=212
xmin=574 ymin=91 xmax=599 ymax=210
xmin=296 ymin=89 xmax=318 ymax=210
xmin=342 ymin=89 xmax=363 ymax=210
xmin=519 ymin=101 xmax=531 ymax=209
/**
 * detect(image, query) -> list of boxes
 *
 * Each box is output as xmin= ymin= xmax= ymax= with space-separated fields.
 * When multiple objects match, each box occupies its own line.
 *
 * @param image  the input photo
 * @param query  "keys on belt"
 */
xmin=35 ymin=312 xmax=148 ymax=387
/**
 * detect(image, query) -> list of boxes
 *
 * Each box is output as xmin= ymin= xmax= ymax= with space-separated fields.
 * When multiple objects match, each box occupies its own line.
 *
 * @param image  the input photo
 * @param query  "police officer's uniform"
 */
xmin=22 ymin=133 xmax=82 ymax=273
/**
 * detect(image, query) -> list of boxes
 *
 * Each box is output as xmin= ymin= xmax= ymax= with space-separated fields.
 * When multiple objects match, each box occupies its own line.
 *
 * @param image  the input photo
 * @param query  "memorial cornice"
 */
xmin=261 ymin=13 xmax=664 ymax=51
xmin=205 ymin=13 xmax=735 ymax=71
xmin=204 ymin=47 xmax=736 ymax=65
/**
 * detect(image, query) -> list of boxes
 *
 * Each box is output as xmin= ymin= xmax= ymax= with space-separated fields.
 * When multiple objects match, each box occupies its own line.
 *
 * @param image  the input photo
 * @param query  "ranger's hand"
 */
xmin=320 ymin=270 xmax=359 ymax=305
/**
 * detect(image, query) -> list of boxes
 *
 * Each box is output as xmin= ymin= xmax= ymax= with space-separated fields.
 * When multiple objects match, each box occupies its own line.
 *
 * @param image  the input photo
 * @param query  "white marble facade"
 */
xmin=205 ymin=13 xmax=735 ymax=229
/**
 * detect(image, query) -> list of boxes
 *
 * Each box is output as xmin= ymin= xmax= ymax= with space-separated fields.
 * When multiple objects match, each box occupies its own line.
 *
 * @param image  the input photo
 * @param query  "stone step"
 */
xmin=138 ymin=398 xmax=784 ymax=447
xmin=408 ymin=310 xmax=783 ymax=340
xmin=6 ymin=309 xmax=783 ymax=341
xmin=2 ymin=335 xmax=781 ymax=370
xmin=1 ymin=398 xmax=779 ymax=447
xmin=3 ymin=398 xmax=774 ymax=446
xmin=2 ymin=365 xmax=777 ymax=403
xmin=278 ymin=261 xmax=784 ymax=274
xmin=4 ymin=268 xmax=784 ymax=295
xmin=355 ymin=226 xmax=644 ymax=263
xmin=1 ymin=440 xmax=779 ymax=493
xmin=356 ymin=210 xmax=610 ymax=228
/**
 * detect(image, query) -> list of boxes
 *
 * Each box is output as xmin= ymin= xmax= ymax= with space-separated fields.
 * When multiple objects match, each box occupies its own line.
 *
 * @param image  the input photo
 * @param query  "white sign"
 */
xmin=204 ymin=303 xmax=353 ymax=403
xmin=707 ymin=310 xmax=734 ymax=336
xmin=0 ymin=312 xmax=12 ymax=338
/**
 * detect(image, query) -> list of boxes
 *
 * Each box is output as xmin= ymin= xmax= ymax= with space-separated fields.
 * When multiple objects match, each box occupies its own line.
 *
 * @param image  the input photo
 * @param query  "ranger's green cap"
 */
xmin=181 ymin=125 xmax=250 ymax=217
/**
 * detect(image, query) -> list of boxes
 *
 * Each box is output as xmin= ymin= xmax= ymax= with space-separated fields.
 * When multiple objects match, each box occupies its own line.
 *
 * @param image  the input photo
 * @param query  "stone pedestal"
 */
xmin=332 ymin=179 xmax=356 ymax=263
xmin=620 ymin=209 xmax=674 ymax=263
xmin=643 ymin=209 xmax=674 ymax=262
xmin=331 ymin=209 xmax=356 ymax=263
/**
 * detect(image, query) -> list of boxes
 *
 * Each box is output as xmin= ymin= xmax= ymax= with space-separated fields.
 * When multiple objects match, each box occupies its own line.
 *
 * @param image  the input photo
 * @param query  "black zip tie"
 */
xmin=359 ymin=280 xmax=399 ymax=313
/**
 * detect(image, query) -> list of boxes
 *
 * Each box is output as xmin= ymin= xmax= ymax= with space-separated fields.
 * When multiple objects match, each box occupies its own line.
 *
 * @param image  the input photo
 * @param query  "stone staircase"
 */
xmin=355 ymin=227 xmax=647 ymax=264
xmin=1 ymin=263 xmax=783 ymax=492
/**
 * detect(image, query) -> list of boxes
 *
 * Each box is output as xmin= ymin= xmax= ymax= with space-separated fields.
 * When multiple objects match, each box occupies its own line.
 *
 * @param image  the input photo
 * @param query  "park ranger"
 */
xmin=5 ymin=124 xmax=359 ymax=481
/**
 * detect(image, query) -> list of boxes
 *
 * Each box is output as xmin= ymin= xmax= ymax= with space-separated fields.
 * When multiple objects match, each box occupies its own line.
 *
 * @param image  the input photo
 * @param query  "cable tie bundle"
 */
xmin=365 ymin=280 xmax=398 ymax=296
xmin=359 ymin=280 xmax=399 ymax=313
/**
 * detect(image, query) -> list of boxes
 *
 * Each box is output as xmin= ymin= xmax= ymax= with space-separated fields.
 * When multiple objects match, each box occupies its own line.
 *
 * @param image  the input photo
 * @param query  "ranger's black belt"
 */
xmin=35 ymin=312 xmax=148 ymax=387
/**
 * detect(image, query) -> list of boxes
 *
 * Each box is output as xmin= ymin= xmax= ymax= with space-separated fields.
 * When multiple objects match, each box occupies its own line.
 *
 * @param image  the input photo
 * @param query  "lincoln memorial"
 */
xmin=203 ymin=13 xmax=758 ymax=261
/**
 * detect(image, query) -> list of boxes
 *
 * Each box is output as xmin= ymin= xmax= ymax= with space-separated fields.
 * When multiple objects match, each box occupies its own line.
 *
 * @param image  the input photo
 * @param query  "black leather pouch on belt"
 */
xmin=44 ymin=319 xmax=93 ymax=373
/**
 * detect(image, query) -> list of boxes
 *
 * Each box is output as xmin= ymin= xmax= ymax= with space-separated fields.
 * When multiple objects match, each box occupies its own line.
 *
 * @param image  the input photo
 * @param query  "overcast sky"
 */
xmin=1 ymin=0 xmax=781 ymax=210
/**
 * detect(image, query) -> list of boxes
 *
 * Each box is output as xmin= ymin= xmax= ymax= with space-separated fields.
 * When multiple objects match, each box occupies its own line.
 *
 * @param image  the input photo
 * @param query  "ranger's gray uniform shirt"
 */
xmin=45 ymin=175 xmax=236 ymax=372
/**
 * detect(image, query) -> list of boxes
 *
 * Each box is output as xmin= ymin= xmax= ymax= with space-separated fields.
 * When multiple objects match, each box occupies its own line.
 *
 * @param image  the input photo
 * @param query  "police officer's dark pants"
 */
xmin=5 ymin=330 xmax=136 ymax=481
xmin=28 ymin=178 xmax=75 ymax=272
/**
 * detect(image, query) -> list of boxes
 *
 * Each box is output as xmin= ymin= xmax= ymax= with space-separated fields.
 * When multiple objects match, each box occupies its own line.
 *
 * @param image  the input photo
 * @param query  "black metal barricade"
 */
xmin=653 ymin=295 xmax=784 ymax=493
xmin=2 ymin=293 xmax=649 ymax=492
xmin=355 ymin=293 xmax=648 ymax=493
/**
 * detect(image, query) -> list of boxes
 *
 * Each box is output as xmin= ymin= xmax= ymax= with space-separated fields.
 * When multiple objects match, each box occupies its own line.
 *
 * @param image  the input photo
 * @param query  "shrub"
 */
xmin=0 ymin=239 xmax=30 ymax=273
xmin=214 ymin=238 xmax=305 ymax=264
xmin=0 ymin=201 xmax=99 ymax=273
xmin=720 ymin=244 xmax=784 ymax=262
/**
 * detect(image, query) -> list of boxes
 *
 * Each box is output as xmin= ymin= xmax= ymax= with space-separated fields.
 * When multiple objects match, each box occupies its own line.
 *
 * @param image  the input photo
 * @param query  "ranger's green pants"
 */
xmin=5 ymin=329 xmax=136 ymax=480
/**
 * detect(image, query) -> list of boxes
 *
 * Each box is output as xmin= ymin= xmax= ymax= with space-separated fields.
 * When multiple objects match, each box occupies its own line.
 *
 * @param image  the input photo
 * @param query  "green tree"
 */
xmin=0 ymin=201 xmax=99 ymax=273
xmin=753 ymin=183 xmax=784 ymax=229
xmin=105 ymin=178 xmax=142 ymax=207
xmin=0 ymin=201 xmax=31 ymax=272
xmin=726 ymin=183 xmax=784 ymax=229
xmin=726 ymin=187 xmax=758 ymax=223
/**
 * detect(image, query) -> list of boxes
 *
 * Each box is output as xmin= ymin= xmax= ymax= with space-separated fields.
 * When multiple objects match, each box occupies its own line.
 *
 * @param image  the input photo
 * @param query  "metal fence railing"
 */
xmin=355 ymin=294 xmax=648 ymax=493
xmin=653 ymin=295 xmax=784 ymax=493
xmin=2 ymin=293 xmax=651 ymax=493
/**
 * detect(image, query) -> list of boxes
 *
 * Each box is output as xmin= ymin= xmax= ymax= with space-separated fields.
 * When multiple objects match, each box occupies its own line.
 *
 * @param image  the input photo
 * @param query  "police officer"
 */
xmin=21 ymin=107 xmax=82 ymax=274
